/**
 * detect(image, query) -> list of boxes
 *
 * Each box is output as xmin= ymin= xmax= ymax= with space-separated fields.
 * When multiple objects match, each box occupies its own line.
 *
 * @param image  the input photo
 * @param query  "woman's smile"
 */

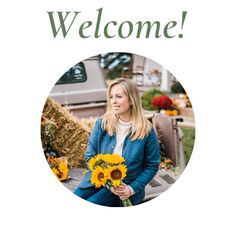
xmin=113 ymin=105 xmax=120 ymax=109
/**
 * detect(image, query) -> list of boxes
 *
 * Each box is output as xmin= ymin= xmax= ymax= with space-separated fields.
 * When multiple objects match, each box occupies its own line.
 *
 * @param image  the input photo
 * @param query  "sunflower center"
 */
xmin=98 ymin=172 xmax=105 ymax=181
xmin=111 ymin=169 xmax=122 ymax=180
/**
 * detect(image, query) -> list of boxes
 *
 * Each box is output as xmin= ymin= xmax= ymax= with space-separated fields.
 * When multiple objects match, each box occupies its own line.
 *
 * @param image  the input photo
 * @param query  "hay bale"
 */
xmin=78 ymin=117 xmax=97 ymax=132
xmin=41 ymin=98 xmax=89 ymax=168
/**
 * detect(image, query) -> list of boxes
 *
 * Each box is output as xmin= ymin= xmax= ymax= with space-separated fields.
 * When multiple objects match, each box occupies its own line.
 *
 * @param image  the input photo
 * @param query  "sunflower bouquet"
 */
xmin=88 ymin=154 xmax=132 ymax=207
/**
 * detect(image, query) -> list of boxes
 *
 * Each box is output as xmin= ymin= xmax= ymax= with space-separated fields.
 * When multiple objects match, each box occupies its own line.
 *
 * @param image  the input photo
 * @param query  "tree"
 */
xmin=100 ymin=53 xmax=133 ymax=80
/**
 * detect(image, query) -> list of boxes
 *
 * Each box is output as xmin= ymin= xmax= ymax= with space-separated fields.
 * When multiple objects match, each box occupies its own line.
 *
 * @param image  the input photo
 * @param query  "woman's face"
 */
xmin=109 ymin=84 xmax=131 ymax=119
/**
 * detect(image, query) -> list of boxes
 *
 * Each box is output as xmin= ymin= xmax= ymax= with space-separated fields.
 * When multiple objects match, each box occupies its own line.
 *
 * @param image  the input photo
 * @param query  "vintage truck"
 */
xmin=49 ymin=56 xmax=107 ymax=118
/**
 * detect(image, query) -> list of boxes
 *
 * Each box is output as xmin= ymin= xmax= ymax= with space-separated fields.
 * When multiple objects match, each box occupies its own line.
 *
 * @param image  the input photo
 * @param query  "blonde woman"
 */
xmin=74 ymin=78 xmax=160 ymax=206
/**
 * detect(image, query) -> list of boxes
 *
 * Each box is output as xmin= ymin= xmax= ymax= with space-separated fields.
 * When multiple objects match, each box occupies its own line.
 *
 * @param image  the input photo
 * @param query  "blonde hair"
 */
xmin=102 ymin=78 xmax=152 ymax=140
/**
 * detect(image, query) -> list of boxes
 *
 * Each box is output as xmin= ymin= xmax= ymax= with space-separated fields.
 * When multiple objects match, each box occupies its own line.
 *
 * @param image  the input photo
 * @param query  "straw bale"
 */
xmin=41 ymin=98 xmax=90 ymax=168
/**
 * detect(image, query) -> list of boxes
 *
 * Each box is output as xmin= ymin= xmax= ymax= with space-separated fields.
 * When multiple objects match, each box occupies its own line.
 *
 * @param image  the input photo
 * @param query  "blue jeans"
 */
xmin=73 ymin=186 xmax=145 ymax=207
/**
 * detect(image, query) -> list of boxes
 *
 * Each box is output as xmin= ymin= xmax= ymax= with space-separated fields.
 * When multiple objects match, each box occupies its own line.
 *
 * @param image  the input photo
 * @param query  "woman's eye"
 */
xmin=110 ymin=95 xmax=122 ymax=99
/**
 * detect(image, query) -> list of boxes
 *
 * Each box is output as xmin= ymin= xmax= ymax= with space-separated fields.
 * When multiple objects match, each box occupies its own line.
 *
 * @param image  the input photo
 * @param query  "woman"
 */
xmin=74 ymin=78 xmax=160 ymax=207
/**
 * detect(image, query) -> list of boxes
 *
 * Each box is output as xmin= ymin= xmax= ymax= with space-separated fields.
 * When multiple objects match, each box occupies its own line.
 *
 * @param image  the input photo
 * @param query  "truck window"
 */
xmin=56 ymin=62 xmax=87 ymax=84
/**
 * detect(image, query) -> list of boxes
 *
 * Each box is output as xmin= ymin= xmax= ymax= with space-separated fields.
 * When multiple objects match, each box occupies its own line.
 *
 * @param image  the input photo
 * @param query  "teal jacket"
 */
xmin=79 ymin=118 xmax=160 ymax=194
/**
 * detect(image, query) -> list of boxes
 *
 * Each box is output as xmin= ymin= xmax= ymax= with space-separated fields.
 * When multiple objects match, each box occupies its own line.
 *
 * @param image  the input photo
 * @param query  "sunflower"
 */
xmin=88 ymin=157 xmax=97 ymax=170
xmin=103 ymin=154 xmax=125 ymax=165
xmin=51 ymin=167 xmax=60 ymax=176
xmin=58 ymin=162 xmax=69 ymax=180
xmin=99 ymin=154 xmax=112 ymax=163
xmin=106 ymin=165 xmax=127 ymax=187
xmin=91 ymin=166 xmax=107 ymax=188
xmin=95 ymin=154 xmax=109 ymax=164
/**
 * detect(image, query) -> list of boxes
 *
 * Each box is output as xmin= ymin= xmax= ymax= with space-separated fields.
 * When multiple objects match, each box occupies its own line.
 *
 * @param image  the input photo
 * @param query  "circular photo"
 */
xmin=41 ymin=52 xmax=195 ymax=207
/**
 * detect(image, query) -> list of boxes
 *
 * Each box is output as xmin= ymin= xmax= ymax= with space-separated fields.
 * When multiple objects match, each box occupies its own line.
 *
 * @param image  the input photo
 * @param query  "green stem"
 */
xmin=122 ymin=198 xmax=132 ymax=207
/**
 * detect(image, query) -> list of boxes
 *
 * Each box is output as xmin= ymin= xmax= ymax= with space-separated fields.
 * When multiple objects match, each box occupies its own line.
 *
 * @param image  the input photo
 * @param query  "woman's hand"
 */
xmin=111 ymin=183 xmax=132 ymax=200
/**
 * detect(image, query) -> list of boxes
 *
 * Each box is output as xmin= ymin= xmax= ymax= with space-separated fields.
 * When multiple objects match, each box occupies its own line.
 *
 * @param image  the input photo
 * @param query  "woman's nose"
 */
xmin=112 ymin=97 xmax=117 ymax=103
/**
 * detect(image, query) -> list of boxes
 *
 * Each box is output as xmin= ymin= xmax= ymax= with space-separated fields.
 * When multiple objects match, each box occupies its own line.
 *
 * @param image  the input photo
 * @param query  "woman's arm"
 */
xmin=129 ymin=128 xmax=160 ymax=193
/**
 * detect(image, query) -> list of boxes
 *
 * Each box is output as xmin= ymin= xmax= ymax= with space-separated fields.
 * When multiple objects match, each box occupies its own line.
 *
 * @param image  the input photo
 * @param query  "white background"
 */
xmin=1 ymin=0 xmax=236 ymax=235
